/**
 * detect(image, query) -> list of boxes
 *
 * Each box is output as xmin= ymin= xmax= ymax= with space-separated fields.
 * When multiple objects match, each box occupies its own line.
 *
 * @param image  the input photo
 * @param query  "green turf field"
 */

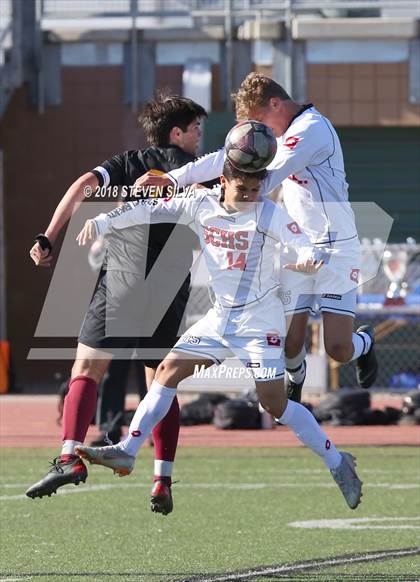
xmin=0 ymin=447 xmax=419 ymax=581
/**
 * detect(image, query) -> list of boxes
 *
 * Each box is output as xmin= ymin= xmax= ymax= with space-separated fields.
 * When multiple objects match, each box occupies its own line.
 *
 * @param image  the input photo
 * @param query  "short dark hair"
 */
xmin=232 ymin=73 xmax=291 ymax=119
xmin=138 ymin=92 xmax=207 ymax=146
xmin=222 ymin=159 xmax=267 ymax=182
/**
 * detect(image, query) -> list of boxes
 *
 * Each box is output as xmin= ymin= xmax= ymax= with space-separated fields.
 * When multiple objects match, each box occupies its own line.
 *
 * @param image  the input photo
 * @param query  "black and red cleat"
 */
xmin=150 ymin=477 xmax=173 ymax=516
xmin=25 ymin=455 xmax=87 ymax=499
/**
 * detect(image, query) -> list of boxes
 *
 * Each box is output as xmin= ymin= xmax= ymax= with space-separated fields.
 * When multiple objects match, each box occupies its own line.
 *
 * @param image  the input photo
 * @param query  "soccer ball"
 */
xmin=225 ymin=120 xmax=277 ymax=173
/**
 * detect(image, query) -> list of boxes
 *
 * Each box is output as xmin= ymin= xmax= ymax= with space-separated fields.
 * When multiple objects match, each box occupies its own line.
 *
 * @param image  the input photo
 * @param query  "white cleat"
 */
xmin=75 ymin=445 xmax=135 ymax=477
xmin=331 ymin=452 xmax=363 ymax=509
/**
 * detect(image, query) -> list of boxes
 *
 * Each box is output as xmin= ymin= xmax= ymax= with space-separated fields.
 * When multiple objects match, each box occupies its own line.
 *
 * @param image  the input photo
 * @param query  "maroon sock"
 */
xmin=152 ymin=397 xmax=180 ymax=463
xmin=62 ymin=375 xmax=97 ymax=443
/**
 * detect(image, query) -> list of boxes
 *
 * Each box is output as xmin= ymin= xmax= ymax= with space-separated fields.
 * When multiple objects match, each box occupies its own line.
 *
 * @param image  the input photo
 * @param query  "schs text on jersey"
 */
xmin=203 ymin=226 xmax=249 ymax=250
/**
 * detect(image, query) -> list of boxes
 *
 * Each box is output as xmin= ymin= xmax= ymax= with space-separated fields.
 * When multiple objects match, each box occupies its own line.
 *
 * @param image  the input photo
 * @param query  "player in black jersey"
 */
xmin=27 ymin=94 xmax=208 ymax=514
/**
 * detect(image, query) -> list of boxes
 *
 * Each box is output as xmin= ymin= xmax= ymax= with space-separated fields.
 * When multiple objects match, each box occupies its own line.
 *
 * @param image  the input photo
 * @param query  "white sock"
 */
xmin=154 ymin=460 xmax=173 ymax=477
xmin=119 ymin=381 xmax=176 ymax=457
xmin=285 ymin=347 xmax=306 ymax=370
xmin=61 ymin=440 xmax=82 ymax=456
xmin=351 ymin=331 xmax=372 ymax=361
xmin=276 ymin=400 xmax=342 ymax=470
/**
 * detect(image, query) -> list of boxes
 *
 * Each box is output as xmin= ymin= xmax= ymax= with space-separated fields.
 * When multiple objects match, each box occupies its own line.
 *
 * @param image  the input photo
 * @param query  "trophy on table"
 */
xmin=382 ymin=246 xmax=408 ymax=305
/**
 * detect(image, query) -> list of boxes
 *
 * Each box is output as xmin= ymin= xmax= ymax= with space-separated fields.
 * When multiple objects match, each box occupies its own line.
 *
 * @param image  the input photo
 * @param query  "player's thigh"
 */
xmin=322 ymin=312 xmax=354 ymax=363
xmin=280 ymin=267 xmax=315 ymax=320
xmin=72 ymin=342 xmax=113 ymax=383
xmin=255 ymin=378 xmax=287 ymax=418
xmin=285 ymin=312 xmax=310 ymax=357
xmin=156 ymin=350 xmax=214 ymax=386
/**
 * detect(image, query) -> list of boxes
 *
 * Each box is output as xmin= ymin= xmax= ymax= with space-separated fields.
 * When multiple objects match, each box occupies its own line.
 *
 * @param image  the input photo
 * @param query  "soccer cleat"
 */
xmin=25 ymin=456 xmax=87 ymax=499
xmin=150 ymin=479 xmax=173 ymax=516
xmin=356 ymin=325 xmax=378 ymax=389
xmin=285 ymin=360 xmax=306 ymax=403
xmin=330 ymin=452 xmax=363 ymax=509
xmin=75 ymin=444 xmax=135 ymax=476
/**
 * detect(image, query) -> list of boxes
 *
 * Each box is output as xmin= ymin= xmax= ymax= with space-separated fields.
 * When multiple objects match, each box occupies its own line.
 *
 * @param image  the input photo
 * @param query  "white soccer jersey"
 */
xmin=93 ymin=186 xmax=312 ymax=309
xmin=167 ymin=106 xmax=358 ymax=246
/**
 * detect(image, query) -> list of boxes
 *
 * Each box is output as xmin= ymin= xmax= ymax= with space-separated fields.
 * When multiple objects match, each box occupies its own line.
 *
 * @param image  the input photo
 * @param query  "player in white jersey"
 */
xmin=134 ymin=73 xmax=378 ymax=403
xmin=75 ymin=160 xmax=363 ymax=511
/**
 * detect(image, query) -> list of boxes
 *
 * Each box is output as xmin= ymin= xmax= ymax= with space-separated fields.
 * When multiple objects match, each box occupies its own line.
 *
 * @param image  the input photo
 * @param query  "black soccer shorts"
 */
xmin=78 ymin=270 xmax=189 ymax=368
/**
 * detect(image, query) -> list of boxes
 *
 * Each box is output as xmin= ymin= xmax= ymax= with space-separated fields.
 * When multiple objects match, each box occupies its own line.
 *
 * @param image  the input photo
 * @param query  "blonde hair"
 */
xmin=232 ymin=73 xmax=291 ymax=119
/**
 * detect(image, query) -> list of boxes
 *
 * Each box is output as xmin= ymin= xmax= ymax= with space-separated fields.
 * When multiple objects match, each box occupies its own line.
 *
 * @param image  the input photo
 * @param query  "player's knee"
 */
xmin=72 ymin=359 xmax=90 ymax=377
xmin=256 ymin=380 xmax=286 ymax=419
xmin=325 ymin=342 xmax=352 ymax=363
xmin=71 ymin=359 xmax=103 ymax=383
xmin=155 ymin=358 xmax=182 ymax=385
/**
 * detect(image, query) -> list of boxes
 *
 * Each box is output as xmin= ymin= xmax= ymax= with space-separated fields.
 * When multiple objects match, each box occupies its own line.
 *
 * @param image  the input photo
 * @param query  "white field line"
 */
xmin=290 ymin=516 xmax=420 ymax=530
xmin=184 ymin=548 xmax=420 ymax=582
xmin=0 ymin=481 xmax=419 ymax=501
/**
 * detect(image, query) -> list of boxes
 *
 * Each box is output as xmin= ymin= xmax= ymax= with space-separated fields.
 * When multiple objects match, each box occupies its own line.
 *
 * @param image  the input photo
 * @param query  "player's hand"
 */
xmin=29 ymin=241 xmax=53 ymax=268
xmin=133 ymin=171 xmax=171 ymax=192
xmin=77 ymin=220 xmax=97 ymax=246
xmin=283 ymin=258 xmax=324 ymax=274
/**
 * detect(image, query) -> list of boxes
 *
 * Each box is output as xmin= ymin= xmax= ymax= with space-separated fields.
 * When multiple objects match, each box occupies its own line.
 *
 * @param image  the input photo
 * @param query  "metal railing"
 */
xmin=39 ymin=0 xmax=420 ymax=20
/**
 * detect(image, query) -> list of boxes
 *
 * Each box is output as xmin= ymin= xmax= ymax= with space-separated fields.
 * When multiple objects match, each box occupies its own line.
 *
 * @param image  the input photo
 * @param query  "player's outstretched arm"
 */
xmin=168 ymin=149 xmax=224 ymax=187
xmin=77 ymin=192 xmax=204 ymax=243
xmin=30 ymin=172 xmax=99 ymax=267
xmin=133 ymin=150 xmax=224 ymax=192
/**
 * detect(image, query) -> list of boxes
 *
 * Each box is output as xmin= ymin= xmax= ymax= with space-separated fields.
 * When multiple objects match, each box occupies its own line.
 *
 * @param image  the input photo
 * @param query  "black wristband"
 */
xmin=34 ymin=234 xmax=53 ymax=256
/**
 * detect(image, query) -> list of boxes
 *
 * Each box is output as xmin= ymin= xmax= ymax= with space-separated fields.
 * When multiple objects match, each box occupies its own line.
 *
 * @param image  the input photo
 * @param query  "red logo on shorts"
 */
xmin=131 ymin=430 xmax=141 ymax=437
xmin=287 ymin=222 xmax=301 ymax=235
xmin=267 ymin=333 xmax=281 ymax=347
xmin=284 ymin=136 xmax=300 ymax=150
xmin=350 ymin=268 xmax=360 ymax=283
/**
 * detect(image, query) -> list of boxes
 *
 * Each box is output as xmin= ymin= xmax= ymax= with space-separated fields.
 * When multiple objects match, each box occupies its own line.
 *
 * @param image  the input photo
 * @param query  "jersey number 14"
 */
xmin=227 ymin=251 xmax=247 ymax=271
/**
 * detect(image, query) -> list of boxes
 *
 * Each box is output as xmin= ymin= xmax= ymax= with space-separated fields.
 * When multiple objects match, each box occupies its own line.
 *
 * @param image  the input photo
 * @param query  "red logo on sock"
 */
xmin=325 ymin=439 xmax=331 ymax=450
xmin=131 ymin=430 xmax=141 ymax=437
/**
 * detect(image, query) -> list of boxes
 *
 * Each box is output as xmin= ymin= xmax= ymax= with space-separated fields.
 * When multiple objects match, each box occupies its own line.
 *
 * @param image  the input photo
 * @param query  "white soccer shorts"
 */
xmin=279 ymin=243 xmax=361 ymax=318
xmin=173 ymin=294 xmax=286 ymax=381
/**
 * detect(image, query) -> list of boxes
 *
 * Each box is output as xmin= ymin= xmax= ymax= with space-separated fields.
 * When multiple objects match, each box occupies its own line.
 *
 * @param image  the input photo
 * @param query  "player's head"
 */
xmin=138 ymin=93 xmax=207 ymax=155
xmin=220 ymin=159 xmax=266 ymax=210
xmin=232 ymin=73 xmax=291 ymax=137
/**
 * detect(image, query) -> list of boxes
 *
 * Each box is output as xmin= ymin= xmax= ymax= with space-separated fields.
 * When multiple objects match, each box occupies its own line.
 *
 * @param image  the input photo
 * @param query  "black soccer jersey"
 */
xmin=91 ymin=146 xmax=200 ymax=276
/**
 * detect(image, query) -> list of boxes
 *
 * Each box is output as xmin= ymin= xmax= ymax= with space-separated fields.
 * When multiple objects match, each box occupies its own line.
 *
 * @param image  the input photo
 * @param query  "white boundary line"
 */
xmin=1 ymin=481 xmax=419 ymax=501
xmin=179 ymin=547 xmax=420 ymax=582
xmin=290 ymin=516 xmax=420 ymax=530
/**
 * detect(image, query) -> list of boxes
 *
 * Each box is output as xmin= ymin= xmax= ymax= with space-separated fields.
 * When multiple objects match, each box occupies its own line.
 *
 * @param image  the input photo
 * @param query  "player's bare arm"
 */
xmin=30 ymin=171 xmax=99 ymax=267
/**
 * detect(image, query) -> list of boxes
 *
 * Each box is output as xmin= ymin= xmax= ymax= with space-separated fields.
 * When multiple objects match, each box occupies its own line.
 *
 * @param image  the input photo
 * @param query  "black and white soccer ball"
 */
xmin=225 ymin=120 xmax=277 ymax=173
